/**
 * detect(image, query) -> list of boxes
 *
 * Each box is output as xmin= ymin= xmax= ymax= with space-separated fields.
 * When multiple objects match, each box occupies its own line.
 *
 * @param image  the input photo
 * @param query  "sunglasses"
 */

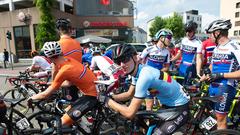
xmin=165 ymin=35 xmax=172 ymax=40
xmin=114 ymin=55 xmax=132 ymax=65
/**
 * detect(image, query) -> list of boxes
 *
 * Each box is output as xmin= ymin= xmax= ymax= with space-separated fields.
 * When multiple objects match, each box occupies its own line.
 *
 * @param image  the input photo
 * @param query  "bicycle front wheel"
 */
xmin=210 ymin=129 xmax=240 ymax=135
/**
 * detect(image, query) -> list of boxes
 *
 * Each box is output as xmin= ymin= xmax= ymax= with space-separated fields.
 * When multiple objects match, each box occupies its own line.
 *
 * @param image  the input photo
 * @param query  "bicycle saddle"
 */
xmin=136 ymin=108 xmax=181 ymax=121
xmin=193 ymin=96 xmax=222 ymax=103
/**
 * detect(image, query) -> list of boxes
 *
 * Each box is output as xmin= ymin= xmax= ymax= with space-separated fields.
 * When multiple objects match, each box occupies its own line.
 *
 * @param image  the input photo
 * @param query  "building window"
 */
xmin=187 ymin=16 xmax=190 ymax=19
xmin=236 ymin=12 xmax=239 ymax=18
xmin=14 ymin=26 xmax=32 ymax=58
xmin=197 ymin=17 xmax=199 ymax=21
xmin=234 ymin=30 xmax=238 ymax=36
xmin=236 ymin=2 xmax=240 ymax=8
xmin=235 ymin=21 xmax=240 ymax=26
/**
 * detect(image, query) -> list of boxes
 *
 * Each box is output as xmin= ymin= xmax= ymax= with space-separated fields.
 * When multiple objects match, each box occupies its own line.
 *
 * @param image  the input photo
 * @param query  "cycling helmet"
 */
xmin=184 ymin=21 xmax=198 ymax=32
xmin=155 ymin=29 xmax=173 ymax=41
xmin=43 ymin=41 xmax=62 ymax=58
xmin=205 ymin=19 xmax=232 ymax=33
xmin=112 ymin=44 xmax=137 ymax=62
xmin=56 ymin=18 xmax=71 ymax=30
xmin=91 ymin=47 xmax=101 ymax=55
xmin=100 ymin=45 xmax=106 ymax=51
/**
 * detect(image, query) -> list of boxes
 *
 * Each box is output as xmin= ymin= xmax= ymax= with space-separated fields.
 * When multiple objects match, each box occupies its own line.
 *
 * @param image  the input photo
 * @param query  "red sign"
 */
xmin=100 ymin=0 xmax=110 ymax=5
xmin=90 ymin=22 xmax=128 ymax=27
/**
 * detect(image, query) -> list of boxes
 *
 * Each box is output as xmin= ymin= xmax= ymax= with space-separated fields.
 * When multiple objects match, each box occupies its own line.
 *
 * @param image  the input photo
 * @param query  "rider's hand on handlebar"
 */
xmin=97 ymin=92 xmax=110 ymax=107
xmin=209 ymin=73 xmax=224 ymax=82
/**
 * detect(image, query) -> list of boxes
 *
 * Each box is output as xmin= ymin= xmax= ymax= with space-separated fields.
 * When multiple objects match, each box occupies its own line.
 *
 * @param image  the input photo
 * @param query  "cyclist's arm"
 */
xmin=31 ymin=69 xmax=66 ymax=100
xmin=108 ymin=97 xmax=143 ymax=119
xmin=223 ymin=70 xmax=240 ymax=79
xmin=112 ymin=85 xmax=135 ymax=102
xmin=171 ymin=50 xmax=181 ymax=62
xmin=196 ymin=53 xmax=203 ymax=76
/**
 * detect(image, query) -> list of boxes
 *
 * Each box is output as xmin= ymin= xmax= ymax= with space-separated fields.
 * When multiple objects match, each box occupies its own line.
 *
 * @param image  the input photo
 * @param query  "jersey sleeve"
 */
xmin=134 ymin=69 xmax=152 ymax=99
xmin=90 ymin=57 xmax=97 ymax=70
xmin=231 ymin=42 xmax=240 ymax=65
xmin=140 ymin=47 xmax=149 ymax=59
xmin=31 ymin=57 xmax=38 ymax=65
xmin=50 ymin=68 xmax=68 ymax=90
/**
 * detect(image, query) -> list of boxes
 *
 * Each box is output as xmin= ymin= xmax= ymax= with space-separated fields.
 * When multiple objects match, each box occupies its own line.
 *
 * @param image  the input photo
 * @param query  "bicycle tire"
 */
xmin=210 ymin=129 xmax=240 ymax=135
xmin=3 ymin=88 xmax=23 ymax=99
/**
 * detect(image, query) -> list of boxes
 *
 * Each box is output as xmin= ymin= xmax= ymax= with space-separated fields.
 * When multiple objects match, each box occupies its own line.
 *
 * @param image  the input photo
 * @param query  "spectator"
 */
xmin=3 ymin=49 xmax=9 ymax=68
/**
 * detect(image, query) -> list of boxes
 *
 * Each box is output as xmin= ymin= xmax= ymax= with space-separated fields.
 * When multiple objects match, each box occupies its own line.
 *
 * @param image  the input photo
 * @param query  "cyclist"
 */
xmin=29 ymin=41 xmax=98 ymax=127
xmin=171 ymin=21 xmax=202 ymax=84
xmin=90 ymin=49 xmax=124 ymax=92
xmin=100 ymin=44 xmax=106 ymax=55
xmin=201 ymin=19 xmax=240 ymax=129
xmin=56 ymin=18 xmax=82 ymax=63
xmin=98 ymin=44 xmax=190 ymax=135
xmin=140 ymin=29 xmax=172 ymax=110
xmin=140 ymin=29 xmax=172 ymax=71
xmin=201 ymin=31 xmax=216 ymax=69
xmin=26 ymin=50 xmax=51 ymax=78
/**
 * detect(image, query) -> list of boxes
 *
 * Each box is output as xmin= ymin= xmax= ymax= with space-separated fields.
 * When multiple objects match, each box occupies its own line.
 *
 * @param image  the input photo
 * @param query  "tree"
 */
xmin=149 ymin=13 xmax=185 ymax=39
xmin=165 ymin=12 xmax=185 ymax=39
xmin=34 ymin=0 xmax=58 ymax=49
xmin=149 ymin=16 xmax=166 ymax=37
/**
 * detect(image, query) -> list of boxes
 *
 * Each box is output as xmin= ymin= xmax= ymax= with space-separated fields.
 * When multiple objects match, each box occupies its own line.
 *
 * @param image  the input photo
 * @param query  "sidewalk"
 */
xmin=0 ymin=62 xmax=31 ymax=76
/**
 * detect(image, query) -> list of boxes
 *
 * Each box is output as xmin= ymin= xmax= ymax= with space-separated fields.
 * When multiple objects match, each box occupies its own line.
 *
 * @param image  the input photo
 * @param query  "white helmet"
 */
xmin=43 ymin=41 xmax=62 ymax=58
xmin=205 ymin=19 xmax=232 ymax=33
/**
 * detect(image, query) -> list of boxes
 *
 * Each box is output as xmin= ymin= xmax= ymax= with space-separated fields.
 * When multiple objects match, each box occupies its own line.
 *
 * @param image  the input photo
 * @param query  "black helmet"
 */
xmin=112 ymin=44 xmax=137 ymax=63
xmin=56 ymin=18 xmax=71 ymax=30
xmin=184 ymin=21 xmax=198 ymax=32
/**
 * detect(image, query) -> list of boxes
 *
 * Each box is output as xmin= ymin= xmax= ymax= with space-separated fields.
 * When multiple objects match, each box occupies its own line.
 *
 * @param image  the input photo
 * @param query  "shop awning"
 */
xmin=75 ymin=35 xmax=112 ymax=44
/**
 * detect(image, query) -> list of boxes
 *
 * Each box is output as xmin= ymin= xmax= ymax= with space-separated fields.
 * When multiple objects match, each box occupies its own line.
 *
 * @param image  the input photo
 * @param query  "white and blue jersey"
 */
xmin=211 ymin=40 xmax=240 ymax=87
xmin=132 ymin=64 xmax=189 ymax=107
xmin=140 ymin=45 xmax=170 ymax=70
xmin=179 ymin=37 xmax=202 ymax=76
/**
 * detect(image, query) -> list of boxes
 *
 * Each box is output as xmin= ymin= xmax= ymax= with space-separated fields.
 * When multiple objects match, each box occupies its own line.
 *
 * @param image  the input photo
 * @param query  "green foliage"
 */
xmin=149 ymin=12 xmax=185 ymax=40
xmin=149 ymin=16 xmax=166 ymax=37
xmin=34 ymin=0 xmax=58 ymax=49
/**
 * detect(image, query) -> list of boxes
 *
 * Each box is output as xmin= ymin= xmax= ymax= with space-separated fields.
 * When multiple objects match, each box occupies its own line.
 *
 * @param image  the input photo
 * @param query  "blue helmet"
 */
xmin=155 ymin=29 xmax=173 ymax=41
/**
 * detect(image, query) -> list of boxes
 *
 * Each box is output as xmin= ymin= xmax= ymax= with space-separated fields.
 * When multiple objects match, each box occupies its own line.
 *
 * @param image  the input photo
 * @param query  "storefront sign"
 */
xmin=83 ymin=21 xmax=128 ymax=27
xmin=84 ymin=29 xmax=119 ymax=37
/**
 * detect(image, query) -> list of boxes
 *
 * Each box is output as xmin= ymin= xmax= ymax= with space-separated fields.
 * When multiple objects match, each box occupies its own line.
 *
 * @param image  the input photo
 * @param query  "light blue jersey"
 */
xmin=132 ymin=64 xmax=189 ymax=107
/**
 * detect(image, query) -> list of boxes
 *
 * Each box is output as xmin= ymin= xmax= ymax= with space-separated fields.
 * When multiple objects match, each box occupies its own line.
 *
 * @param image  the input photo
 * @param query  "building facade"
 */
xmin=132 ymin=26 xmax=147 ymax=43
xmin=147 ymin=10 xmax=204 ymax=41
xmin=220 ymin=0 xmax=240 ymax=41
xmin=0 ymin=0 xmax=134 ymax=60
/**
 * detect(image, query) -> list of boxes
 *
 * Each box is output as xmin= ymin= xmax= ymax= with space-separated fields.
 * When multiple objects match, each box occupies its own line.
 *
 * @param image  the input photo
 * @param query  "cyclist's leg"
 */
xmin=61 ymin=95 xmax=98 ymax=126
xmin=152 ymin=107 xmax=189 ymax=135
xmin=214 ymin=85 xmax=237 ymax=129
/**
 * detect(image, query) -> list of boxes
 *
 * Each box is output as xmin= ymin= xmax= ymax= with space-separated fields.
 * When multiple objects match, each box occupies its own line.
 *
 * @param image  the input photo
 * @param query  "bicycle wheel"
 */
xmin=210 ymin=129 xmax=240 ymax=135
xmin=3 ymin=88 xmax=23 ymax=99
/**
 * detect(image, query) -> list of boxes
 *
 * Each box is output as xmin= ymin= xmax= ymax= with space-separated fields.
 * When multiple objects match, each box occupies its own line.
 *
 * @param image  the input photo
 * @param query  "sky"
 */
xmin=133 ymin=0 xmax=220 ymax=31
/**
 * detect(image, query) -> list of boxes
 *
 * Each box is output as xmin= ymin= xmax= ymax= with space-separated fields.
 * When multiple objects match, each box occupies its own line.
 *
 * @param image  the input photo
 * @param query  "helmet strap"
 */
xmin=213 ymin=31 xmax=221 ymax=45
xmin=128 ymin=56 xmax=137 ymax=75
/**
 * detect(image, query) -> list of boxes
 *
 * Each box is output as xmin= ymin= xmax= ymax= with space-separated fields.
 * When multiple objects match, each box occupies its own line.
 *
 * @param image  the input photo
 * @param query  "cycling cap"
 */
xmin=155 ymin=29 xmax=173 ymax=40
xmin=205 ymin=19 xmax=232 ymax=33
xmin=43 ymin=41 xmax=62 ymax=58
xmin=184 ymin=21 xmax=198 ymax=32
xmin=56 ymin=18 xmax=71 ymax=30
xmin=112 ymin=44 xmax=137 ymax=61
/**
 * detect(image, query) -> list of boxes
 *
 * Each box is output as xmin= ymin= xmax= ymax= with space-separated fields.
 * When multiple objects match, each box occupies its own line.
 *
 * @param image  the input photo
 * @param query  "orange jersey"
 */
xmin=50 ymin=58 xmax=97 ymax=97
xmin=59 ymin=35 xmax=82 ymax=63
